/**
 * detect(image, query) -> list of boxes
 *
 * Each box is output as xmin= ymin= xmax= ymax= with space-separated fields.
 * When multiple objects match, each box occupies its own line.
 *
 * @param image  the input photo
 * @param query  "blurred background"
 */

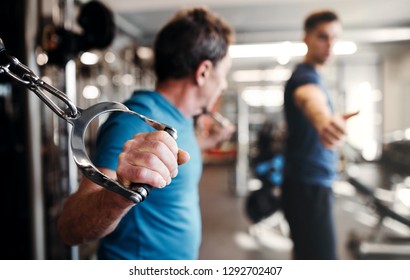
xmin=1 ymin=0 xmax=410 ymax=260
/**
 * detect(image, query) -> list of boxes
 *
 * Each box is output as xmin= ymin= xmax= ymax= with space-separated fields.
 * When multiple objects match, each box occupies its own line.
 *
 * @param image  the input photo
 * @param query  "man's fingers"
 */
xmin=342 ymin=111 xmax=359 ymax=120
xmin=318 ymin=112 xmax=358 ymax=149
xmin=177 ymin=149 xmax=190 ymax=165
xmin=320 ymin=116 xmax=348 ymax=149
xmin=117 ymin=131 xmax=188 ymax=189
xmin=136 ymin=131 xmax=179 ymax=158
xmin=117 ymin=162 xmax=168 ymax=189
xmin=117 ymin=149 xmax=172 ymax=187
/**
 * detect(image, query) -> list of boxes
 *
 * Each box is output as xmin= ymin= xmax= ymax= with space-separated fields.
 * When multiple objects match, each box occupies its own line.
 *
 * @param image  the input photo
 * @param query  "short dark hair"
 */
xmin=304 ymin=10 xmax=339 ymax=33
xmin=154 ymin=7 xmax=234 ymax=83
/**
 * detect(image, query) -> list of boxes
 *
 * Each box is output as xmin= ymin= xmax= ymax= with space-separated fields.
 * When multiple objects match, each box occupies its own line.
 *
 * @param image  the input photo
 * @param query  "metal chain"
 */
xmin=0 ymin=59 xmax=78 ymax=119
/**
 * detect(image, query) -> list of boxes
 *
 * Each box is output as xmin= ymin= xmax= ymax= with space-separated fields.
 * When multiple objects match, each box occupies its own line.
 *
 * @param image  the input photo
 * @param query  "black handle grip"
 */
xmin=128 ymin=183 xmax=152 ymax=203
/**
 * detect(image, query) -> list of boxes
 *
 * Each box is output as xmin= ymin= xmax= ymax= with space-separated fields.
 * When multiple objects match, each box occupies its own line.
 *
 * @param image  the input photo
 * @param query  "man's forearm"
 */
xmin=299 ymin=95 xmax=332 ymax=133
xmin=57 ymin=185 xmax=133 ymax=245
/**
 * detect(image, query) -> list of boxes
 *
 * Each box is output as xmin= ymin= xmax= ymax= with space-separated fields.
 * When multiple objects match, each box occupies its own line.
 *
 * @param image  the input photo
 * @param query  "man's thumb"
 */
xmin=177 ymin=149 xmax=190 ymax=165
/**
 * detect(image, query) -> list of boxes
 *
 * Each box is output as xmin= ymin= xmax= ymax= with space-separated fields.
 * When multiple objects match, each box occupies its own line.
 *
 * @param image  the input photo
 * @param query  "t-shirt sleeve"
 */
xmin=293 ymin=70 xmax=320 ymax=88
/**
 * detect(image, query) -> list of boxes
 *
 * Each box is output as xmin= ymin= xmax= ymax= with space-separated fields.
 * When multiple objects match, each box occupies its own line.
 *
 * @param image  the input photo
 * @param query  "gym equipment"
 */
xmin=41 ymin=1 xmax=115 ymax=67
xmin=245 ymin=185 xmax=281 ymax=223
xmin=0 ymin=38 xmax=176 ymax=204
xmin=245 ymin=154 xmax=284 ymax=223
xmin=346 ymin=158 xmax=410 ymax=259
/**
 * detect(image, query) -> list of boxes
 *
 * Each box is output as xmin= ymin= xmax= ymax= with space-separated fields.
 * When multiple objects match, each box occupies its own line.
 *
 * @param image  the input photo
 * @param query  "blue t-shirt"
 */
xmin=283 ymin=63 xmax=337 ymax=187
xmin=93 ymin=90 xmax=202 ymax=259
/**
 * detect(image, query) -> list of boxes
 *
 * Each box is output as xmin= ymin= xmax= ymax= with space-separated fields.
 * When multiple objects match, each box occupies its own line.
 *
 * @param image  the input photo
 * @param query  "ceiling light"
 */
xmin=96 ymin=74 xmax=109 ymax=86
xmin=277 ymin=55 xmax=290 ymax=65
xmin=229 ymin=42 xmax=306 ymax=59
xmin=82 ymin=85 xmax=100 ymax=99
xmin=121 ymin=74 xmax=135 ymax=86
xmin=137 ymin=46 xmax=153 ymax=60
xmin=333 ymin=41 xmax=357 ymax=55
xmin=232 ymin=68 xmax=291 ymax=83
xmin=104 ymin=51 xmax=116 ymax=64
xmin=80 ymin=52 xmax=99 ymax=65
xmin=36 ymin=53 xmax=48 ymax=66
xmin=229 ymin=41 xmax=357 ymax=58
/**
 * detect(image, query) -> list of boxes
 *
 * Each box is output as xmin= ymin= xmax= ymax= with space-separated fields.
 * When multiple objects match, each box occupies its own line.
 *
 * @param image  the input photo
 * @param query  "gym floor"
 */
xmin=198 ymin=162 xmax=410 ymax=260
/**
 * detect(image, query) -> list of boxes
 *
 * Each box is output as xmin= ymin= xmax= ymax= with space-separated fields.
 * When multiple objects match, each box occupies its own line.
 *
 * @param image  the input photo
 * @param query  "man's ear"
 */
xmin=303 ymin=34 xmax=308 ymax=44
xmin=195 ymin=60 xmax=212 ymax=86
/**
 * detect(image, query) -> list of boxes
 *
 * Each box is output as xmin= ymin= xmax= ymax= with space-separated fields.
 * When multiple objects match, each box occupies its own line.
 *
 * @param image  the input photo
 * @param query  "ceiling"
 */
xmin=99 ymin=0 xmax=410 ymax=45
xmin=79 ymin=1 xmax=410 ymax=110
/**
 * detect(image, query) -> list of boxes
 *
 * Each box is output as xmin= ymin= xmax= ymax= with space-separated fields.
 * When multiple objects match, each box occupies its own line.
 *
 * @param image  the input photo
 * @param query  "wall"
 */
xmin=382 ymin=43 xmax=410 ymax=138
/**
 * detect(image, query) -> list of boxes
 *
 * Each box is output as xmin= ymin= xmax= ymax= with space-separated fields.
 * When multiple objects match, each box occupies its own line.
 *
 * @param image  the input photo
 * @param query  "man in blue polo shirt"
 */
xmin=57 ymin=7 xmax=235 ymax=259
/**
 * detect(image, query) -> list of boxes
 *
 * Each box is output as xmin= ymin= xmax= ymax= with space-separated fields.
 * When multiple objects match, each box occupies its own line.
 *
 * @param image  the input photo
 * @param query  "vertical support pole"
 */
xmin=66 ymin=59 xmax=79 ymax=260
xmin=26 ymin=0 xmax=46 ymax=260
xmin=63 ymin=0 xmax=80 ymax=260
xmin=235 ymin=91 xmax=250 ymax=196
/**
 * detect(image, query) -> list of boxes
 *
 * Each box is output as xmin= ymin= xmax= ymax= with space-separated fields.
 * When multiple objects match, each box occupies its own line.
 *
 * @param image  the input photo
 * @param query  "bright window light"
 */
xmin=346 ymin=81 xmax=382 ymax=160
xmin=362 ymin=140 xmax=379 ymax=161
xmin=405 ymin=128 xmax=410 ymax=140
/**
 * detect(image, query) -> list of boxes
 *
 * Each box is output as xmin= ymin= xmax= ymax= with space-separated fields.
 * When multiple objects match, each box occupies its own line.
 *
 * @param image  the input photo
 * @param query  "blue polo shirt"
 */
xmin=93 ymin=90 xmax=202 ymax=259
